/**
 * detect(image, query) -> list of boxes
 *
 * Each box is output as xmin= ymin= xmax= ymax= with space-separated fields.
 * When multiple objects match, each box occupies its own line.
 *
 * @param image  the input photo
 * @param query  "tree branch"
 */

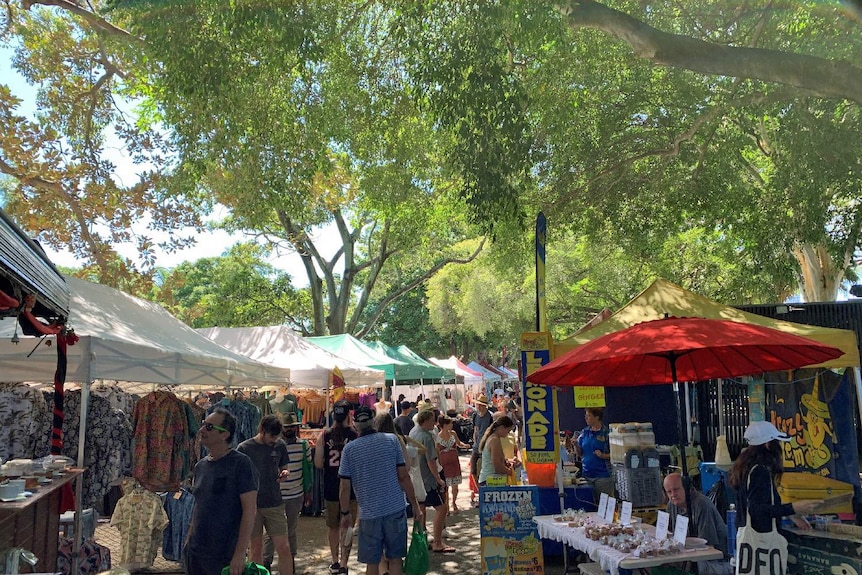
xmin=558 ymin=1 xmax=862 ymax=104
xmin=23 ymin=0 xmax=138 ymax=42
xmin=355 ymin=237 xmax=487 ymax=338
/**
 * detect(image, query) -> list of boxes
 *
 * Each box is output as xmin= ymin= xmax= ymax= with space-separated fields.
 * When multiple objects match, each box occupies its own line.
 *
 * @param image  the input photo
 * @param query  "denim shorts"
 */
xmin=357 ymin=509 xmax=408 ymax=564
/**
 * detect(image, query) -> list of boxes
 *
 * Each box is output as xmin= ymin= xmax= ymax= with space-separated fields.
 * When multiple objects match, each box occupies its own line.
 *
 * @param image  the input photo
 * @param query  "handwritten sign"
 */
xmin=597 ymin=493 xmax=608 ymax=517
xmin=673 ymin=515 xmax=690 ymax=545
xmin=604 ymin=497 xmax=617 ymax=523
xmin=655 ymin=511 xmax=670 ymax=540
xmin=620 ymin=501 xmax=633 ymax=526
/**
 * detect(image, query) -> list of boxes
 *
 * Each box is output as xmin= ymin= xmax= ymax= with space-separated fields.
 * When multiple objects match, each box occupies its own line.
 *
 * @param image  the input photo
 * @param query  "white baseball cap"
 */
xmin=744 ymin=421 xmax=790 ymax=446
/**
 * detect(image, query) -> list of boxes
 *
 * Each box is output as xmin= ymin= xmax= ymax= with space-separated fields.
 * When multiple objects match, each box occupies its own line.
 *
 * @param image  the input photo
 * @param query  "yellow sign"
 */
xmin=574 ymin=386 xmax=606 ymax=408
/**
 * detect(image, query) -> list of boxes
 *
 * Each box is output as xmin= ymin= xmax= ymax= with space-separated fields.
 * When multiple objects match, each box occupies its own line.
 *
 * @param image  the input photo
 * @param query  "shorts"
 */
xmin=357 ymin=509 xmax=408 ymax=564
xmin=252 ymin=505 xmax=288 ymax=538
xmin=325 ymin=499 xmax=358 ymax=528
xmin=422 ymin=486 xmax=445 ymax=508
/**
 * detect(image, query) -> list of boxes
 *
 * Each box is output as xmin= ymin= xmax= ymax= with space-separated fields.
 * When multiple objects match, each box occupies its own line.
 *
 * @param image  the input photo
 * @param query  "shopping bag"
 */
xmin=735 ymin=465 xmax=788 ymax=575
xmin=220 ymin=562 xmax=270 ymax=575
xmin=735 ymin=524 xmax=787 ymax=575
xmin=404 ymin=521 xmax=429 ymax=575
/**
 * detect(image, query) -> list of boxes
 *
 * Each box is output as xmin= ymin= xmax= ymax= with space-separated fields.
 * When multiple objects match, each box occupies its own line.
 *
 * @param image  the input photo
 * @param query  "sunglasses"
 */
xmin=202 ymin=421 xmax=228 ymax=433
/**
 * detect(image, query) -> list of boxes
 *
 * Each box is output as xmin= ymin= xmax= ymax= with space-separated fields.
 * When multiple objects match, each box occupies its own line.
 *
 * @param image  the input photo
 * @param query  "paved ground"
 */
xmin=95 ymin=453 xmax=571 ymax=574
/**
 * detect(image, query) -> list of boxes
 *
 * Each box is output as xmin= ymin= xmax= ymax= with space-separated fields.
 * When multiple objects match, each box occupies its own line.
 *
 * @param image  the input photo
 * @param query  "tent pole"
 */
xmin=684 ymin=381 xmax=693 ymax=444
xmin=72 ymin=379 xmax=91 ymax=575
xmin=717 ymin=378 xmax=725 ymax=436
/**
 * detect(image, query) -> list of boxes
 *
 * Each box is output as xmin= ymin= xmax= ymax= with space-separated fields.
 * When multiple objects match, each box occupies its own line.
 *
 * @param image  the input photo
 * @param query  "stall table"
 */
xmin=534 ymin=514 xmax=723 ymax=575
xmin=0 ymin=469 xmax=83 ymax=573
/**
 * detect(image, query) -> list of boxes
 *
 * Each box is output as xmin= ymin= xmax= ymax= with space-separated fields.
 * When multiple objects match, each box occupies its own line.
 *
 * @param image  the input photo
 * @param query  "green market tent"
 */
xmin=368 ymin=341 xmax=455 ymax=381
xmin=367 ymin=341 xmax=454 ymax=381
xmin=308 ymin=333 xmax=416 ymax=382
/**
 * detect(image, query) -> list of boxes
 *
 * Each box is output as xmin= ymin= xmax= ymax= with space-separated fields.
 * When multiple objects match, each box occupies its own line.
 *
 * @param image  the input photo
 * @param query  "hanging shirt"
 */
xmin=111 ymin=480 xmax=170 ymax=569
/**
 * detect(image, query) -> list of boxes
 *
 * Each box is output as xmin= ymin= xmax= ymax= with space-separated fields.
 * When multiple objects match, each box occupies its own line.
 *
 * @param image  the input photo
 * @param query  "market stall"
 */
xmin=0 ymin=277 xmax=291 ymax=573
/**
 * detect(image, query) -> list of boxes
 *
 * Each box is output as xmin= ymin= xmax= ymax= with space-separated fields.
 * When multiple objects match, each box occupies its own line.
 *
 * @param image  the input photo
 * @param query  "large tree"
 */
xmin=4 ymin=0 xmax=861 ymax=318
xmin=396 ymin=1 xmax=862 ymax=301
xmin=0 ymin=2 xmax=198 ymax=289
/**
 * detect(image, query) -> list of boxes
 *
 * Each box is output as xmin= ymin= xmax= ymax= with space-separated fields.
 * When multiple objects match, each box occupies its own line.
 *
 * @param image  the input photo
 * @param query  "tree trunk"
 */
xmin=792 ymin=242 xmax=845 ymax=302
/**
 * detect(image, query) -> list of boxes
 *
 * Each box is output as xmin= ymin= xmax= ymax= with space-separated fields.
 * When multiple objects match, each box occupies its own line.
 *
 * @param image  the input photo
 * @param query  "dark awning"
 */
xmin=0 ymin=208 xmax=69 ymax=320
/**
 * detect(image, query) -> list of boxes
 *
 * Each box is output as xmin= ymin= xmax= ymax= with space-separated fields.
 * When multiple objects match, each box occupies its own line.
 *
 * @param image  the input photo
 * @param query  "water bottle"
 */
xmin=726 ymin=504 xmax=737 ymax=557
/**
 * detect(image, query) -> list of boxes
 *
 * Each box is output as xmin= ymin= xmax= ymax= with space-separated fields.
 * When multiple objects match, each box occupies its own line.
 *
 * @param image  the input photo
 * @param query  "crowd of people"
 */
xmin=185 ymin=391 xmax=523 ymax=575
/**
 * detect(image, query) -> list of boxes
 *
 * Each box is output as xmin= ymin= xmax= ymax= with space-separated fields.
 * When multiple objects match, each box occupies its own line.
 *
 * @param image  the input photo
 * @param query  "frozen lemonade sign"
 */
xmin=520 ymin=332 xmax=558 ymax=464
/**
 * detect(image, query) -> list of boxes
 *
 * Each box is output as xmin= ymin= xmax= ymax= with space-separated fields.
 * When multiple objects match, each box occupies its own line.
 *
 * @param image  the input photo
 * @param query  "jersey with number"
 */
xmin=323 ymin=426 xmax=358 ymax=502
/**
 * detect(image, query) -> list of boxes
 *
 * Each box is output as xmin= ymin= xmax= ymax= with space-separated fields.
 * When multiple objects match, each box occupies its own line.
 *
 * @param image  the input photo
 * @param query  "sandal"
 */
xmin=432 ymin=546 xmax=457 ymax=553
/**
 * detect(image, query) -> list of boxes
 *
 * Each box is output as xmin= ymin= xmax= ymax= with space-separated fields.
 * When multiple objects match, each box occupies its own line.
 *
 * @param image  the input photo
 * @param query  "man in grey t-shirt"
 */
xmin=410 ymin=410 xmax=454 ymax=552
xmin=237 ymin=414 xmax=294 ymax=575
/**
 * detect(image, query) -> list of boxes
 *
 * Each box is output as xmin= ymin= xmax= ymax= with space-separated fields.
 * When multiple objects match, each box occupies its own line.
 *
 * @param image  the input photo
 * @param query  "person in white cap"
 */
xmin=728 ymin=421 xmax=823 ymax=533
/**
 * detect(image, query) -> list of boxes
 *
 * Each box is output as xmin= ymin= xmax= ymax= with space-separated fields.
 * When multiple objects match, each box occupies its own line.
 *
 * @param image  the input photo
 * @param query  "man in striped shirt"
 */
xmin=263 ymin=412 xmax=311 ymax=572
xmin=339 ymin=406 xmax=423 ymax=575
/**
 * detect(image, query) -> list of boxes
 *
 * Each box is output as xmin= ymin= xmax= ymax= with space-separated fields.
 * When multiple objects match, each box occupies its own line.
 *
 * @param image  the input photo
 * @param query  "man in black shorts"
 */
xmin=314 ymin=401 xmax=357 ymax=575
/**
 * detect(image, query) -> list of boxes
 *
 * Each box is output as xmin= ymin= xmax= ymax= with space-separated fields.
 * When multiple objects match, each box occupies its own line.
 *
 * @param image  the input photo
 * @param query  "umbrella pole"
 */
xmin=671 ymin=359 xmax=688 ymax=478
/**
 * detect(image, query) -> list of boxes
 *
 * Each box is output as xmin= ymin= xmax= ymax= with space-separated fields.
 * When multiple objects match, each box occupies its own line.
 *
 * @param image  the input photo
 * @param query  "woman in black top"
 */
xmin=729 ymin=421 xmax=821 ymax=532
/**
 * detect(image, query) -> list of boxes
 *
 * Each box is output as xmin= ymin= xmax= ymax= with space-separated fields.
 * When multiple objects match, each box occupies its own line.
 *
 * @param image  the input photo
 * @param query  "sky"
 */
xmin=1 ymin=45 xmax=340 ymax=287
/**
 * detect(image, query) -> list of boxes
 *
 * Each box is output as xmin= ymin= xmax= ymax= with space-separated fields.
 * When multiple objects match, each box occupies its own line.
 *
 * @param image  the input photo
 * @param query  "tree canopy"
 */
xmin=2 ymin=0 xmax=861 ymax=351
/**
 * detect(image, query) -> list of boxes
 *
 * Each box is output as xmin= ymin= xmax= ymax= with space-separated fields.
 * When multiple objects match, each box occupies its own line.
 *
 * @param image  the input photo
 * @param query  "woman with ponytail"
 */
xmin=477 ymin=415 xmax=515 ymax=485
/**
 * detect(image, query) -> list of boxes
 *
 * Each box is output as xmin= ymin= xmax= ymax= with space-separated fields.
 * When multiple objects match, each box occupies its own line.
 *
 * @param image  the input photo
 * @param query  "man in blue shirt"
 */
xmin=339 ymin=406 xmax=423 ymax=575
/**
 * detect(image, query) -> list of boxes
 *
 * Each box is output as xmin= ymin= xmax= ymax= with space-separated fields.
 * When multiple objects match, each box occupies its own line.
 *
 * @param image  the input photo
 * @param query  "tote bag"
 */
xmin=735 ymin=466 xmax=788 ymax=575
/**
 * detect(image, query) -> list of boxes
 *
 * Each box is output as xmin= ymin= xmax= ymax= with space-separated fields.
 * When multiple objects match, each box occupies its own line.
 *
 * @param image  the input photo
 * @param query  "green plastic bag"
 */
xmin=220 ymin=562 xmax=270 ymax=575
xmin=404 ymin=521 xmax=429 ymax=575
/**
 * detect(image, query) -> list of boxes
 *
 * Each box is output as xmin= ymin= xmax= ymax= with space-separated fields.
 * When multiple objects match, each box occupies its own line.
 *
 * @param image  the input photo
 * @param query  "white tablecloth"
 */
xmin=533 ymin=514 xmax=723 ymax=575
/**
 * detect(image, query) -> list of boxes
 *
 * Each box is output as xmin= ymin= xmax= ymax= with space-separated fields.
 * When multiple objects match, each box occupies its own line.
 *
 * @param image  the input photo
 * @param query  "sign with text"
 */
xmin=604 ymin=497 xmax=617 ymax=523
xmin=655 ymin=511 xmax=670 ymax=541
xmin=479 ymin=485 xmax=545 ymax=575
xmin=597 ymin=493 xmax=609 ymax=517
xmin=620 ymin=501 xmax=633 ymax=526
xmin=520 ymin=332 xmax=559 ymax=464
xmin=574 ymin=386 xmax=606 ymax=408
xmin=673 ymin=515 xmax=690 ymax=545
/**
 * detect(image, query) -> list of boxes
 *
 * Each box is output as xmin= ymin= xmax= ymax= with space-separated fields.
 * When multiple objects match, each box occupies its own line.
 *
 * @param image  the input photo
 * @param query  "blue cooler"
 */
xmin=699 ymin=462 xmax=735 ymax=505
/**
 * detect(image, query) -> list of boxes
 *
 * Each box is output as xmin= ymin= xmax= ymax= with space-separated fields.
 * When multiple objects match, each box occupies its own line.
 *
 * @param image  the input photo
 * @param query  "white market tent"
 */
xmin=0 ymin=277 xmax=291 ymax=388
xmin=467 ymin=361 xmax=502 ymax=383
xmin=198 ymin=325 xmax=386 ymax=389
xmin=430 ymin=356 xmax=484 ymax=388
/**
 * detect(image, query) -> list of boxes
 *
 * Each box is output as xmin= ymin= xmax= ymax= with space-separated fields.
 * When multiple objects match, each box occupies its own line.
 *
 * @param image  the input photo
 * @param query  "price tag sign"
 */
xmin=620 ymin=501 xmax=633 ymax=526
xmin=673 ymin=515 xmax=690 ymax=545
xmin=655 ymin=511 xmax=670 ymax=540
xmin=597 ymin=493 xmax=608 ymax=517
xmin=605 ymin=497 xmax=617 ymax=523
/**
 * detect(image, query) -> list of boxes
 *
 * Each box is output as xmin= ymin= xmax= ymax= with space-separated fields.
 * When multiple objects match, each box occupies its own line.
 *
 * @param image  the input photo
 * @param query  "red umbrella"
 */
xmin=527 ymin=316 xmax=844 ymax=474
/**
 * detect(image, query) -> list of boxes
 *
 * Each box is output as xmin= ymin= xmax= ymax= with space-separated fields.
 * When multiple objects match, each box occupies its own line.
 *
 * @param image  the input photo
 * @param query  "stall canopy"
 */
xmin=308 ymin=333 xmax=412 ymax=382
xmin=468 ymin=361 xmax=502 ymax=383
xmin=0 ymin=208 xmax=69 ymax=320
xmin=430 ymin=356 xmax=484 ymax=387
xmin=396 ymin=345 xmax=456 ymax=380
xmin=555 ymin=278 xmax=860 ymax=369
xmin=0 ymin=277 xmax=291 ymax=387
xmin=198 ymin=325 xmax=386 ymax=389
xmin=365 ymin=341 xmax=453 ymax=380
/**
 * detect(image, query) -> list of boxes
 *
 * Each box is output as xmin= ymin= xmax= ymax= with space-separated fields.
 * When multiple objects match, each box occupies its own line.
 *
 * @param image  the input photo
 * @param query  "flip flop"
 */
xmin=432 ymin=546 xmax=457 ymax=553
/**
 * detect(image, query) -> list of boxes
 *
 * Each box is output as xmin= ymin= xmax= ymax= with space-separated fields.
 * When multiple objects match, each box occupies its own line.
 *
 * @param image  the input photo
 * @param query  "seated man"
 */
xmin=664 ymin=473 xmax=733 ymax=575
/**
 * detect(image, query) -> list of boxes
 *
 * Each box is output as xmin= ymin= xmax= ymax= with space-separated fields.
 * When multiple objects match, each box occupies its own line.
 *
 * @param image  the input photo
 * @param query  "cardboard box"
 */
xmin=785 ymin=528 xmax=862 ymax=575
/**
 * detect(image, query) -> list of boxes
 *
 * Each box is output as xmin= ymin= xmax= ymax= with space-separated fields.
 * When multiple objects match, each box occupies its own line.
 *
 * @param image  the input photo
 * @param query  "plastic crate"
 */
xmin=613 ymin=465 xmax=663 ymax=507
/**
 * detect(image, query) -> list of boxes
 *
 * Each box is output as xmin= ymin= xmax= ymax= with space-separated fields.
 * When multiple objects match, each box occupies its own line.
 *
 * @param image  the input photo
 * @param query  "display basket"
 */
xmin=613 ymin=465 xmax=663 ymax=507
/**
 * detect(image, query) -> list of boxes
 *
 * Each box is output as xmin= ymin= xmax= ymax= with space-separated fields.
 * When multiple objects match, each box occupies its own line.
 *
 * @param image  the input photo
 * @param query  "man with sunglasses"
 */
xmin=187 ymin=408 xmax=259 ymax=575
